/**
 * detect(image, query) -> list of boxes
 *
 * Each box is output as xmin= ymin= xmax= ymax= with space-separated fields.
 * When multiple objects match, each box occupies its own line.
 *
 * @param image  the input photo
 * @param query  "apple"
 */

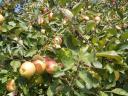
xmin=19 ymin=61 xmax=36 ymax=79
xmin=53 ymin=36 xmax=62 ymax=45
xmin=81 ymin=15 xmax=90 ymax=21
xmin=112 ymin=0 xmax=116 ymax=5
xmin=32 ymin=59 xmax=46 ymax=74
xmin=44 ymin=57 xmax=58 ymax=74
xmin=62 ymin=19 xmax=67 ymax=25
xmin=115 ymin=25 xmax=121 ymax=30
xmin=53 ymin=36 xmax=62 ymax=49
xmin=6 ymin=79 xmax=16 ymax=92
xmin=94 ymin=16 xmax=101 ymax=23
xmin=48 ymin=12 xmax=53 ymax=20
xmin=41 ymin=7 xmax=49 ymax=14
xmin=37 ymin=15 xmax=44 ymax=25
xmin=0 ymin=14 xmax=4 ymax=23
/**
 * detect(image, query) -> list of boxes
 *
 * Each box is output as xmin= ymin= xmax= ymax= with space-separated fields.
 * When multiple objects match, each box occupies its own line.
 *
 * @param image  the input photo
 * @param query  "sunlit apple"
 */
xmin=19 ymin=61 xmax=36 ymax=79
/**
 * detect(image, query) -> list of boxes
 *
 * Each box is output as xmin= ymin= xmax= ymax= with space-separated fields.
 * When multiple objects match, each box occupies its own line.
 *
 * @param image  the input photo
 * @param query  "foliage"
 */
xmin=0 ymin=0 xmax=128 ymax=96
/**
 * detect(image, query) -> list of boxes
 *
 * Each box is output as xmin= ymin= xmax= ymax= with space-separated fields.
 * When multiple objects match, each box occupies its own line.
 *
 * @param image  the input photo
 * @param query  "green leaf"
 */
xmin=112 ymin=88 xmax=128 ymax=96
xmin=56 ymin=48 xmax=75 ymax=70
xmin=8 ymin=21 xmax=16 ymax=27
xmin=1 ymin=76 xmax=7 ymax=83
xmin=99 ymin=91 xmax=108 ymax=96
xmin=76 ymin=80 xmax=84 ymax=89
xmin=96 ymin=51 xmax=123 ymax=64
xmin=10 ymin=60 xmax=21 ymax=72
xmin=0 ymin=69 xmax=8 ymax=74
xmin=86 ymin=21 xmax=96 ymax=32
xmin=93 ymin=61 xmax=102 ymax=68
xmin=79 ymin=48 xmax=94 ymax=67
xmin=58 ymin=0 xmax=68 ymax=6
xmin=106 ymin=28 xmax=117 ymax=35
xmin=79 ymin=71 xmax=93 ymax=89
xmin=53 ymin=71 xmax=65 ymax=78
xmin=120 ymin=31 xmax=128 ymax=40
xmin=25 ymin=49 xmax=37 ymax=57
xmin=72 ymin=2 xmax=83 ymax=15
xmin=64 ymin=33 xmax=80 ymax=49
xmin=47 ymin=86 xmax=54 ymax=96
xmin=119 ymin=44 xmax=128 ymax=50
xmin=0 ymin=41 xmax=3 ymax=46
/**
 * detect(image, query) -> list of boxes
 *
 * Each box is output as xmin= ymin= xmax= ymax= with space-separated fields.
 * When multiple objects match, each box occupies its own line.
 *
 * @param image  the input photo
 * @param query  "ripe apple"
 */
xmin=37 ymin=15 xmax=44 ymax=25
xmin=44 ymin=57 xmax=58 ymax=74
xmin=0 ymin=14 xmax=4 ymax=23
xmin=19 ymin=61 xmax=36 ymax=79
xmin=94 ymin=16 xmax=101 ymax=23
xmin=81 ymin=15 xmax=90 ymax=21
xmin=48 ymin=12 xmax=53 ymax=20
xmin=41 ymin=7 xmax=49 ymax=14
xmin=62 ymin=19 xmax=67 ymax=25
xmin=32 ymin=59 xmax=46 ymax=74
xmin=53 ymin=36 xmax=62 ymax=49
xmin=115 ymin=25 xmax=121 ymax=30
xmin=53 ymin=36 xmax=62 ymax=45
xmin=6 ymin=79 xmax=16 ymax=92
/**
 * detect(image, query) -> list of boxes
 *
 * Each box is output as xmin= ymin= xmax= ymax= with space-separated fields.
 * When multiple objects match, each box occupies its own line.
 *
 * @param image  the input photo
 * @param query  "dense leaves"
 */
xmin=0 ymin=0 xmax=128 ymax=96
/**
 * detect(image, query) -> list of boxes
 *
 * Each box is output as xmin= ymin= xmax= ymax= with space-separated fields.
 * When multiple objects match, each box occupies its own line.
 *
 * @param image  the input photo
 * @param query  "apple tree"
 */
xmin=0 ymin=0 xmax=128 ymax=96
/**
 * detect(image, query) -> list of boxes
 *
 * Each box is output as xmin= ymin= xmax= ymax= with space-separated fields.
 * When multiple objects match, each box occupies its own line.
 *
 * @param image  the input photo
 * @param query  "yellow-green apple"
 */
xmin=19 ymin=61 xmax=36 ymax=79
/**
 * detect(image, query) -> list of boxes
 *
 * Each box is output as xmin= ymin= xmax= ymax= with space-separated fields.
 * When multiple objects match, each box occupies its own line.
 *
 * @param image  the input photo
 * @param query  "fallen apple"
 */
xmin=33 ymin=59 xmax=46 ymax=74
xmin=6 ymin=79 xmax=16 ymax=92
xmin=19 ymin=61 xmax=36 ymax=79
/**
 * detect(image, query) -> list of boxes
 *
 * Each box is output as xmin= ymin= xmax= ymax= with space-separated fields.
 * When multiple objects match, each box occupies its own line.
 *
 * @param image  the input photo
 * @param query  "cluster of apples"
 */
xmin=81 ymin=15 xmax=101 ymax=23
xmin=37 ymin=7 xmax=54 ymax=25
xmin=19 ymin=56 xmax=58 ymax=79
xmin=6 ymin=56 xmax=58 ymax=92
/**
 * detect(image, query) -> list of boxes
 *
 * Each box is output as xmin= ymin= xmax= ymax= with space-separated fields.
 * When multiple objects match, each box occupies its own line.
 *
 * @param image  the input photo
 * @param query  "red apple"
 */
xmin=19 ymin=61 xmax=36 ymax=79
xmin=44 ymin=57 xmax=58 ymax=74
xmin=6 ymin=79 xmax=16 ymax=92
xmin=33 ymin=59 xmax=46 ymax=74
